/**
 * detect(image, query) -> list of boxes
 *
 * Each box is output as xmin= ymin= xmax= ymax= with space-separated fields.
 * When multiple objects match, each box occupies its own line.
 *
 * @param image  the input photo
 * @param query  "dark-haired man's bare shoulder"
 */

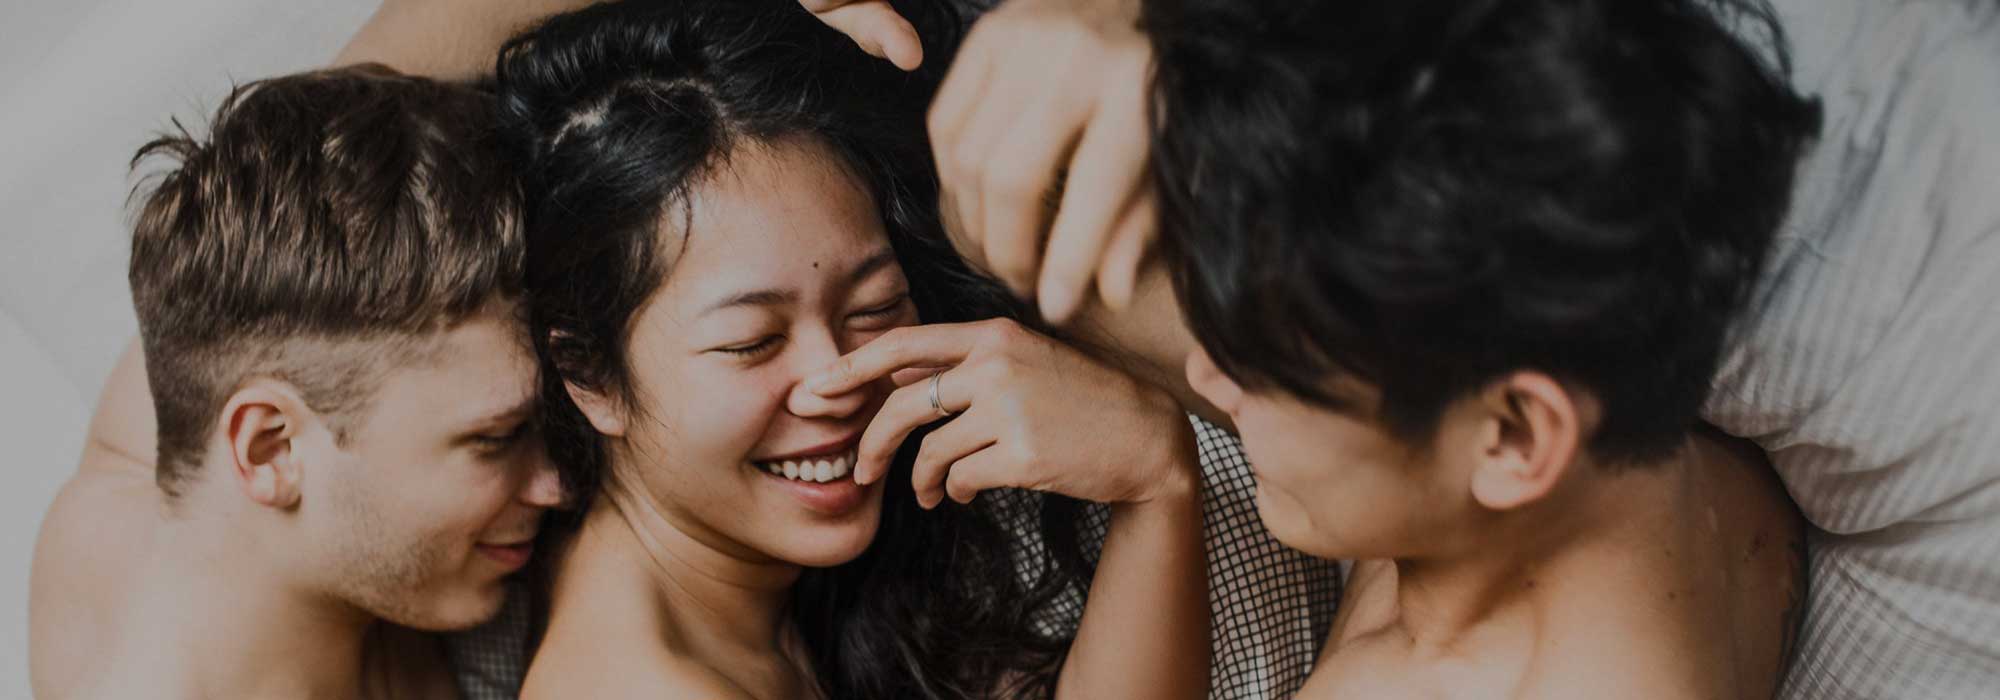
xmin=1294 ymin=430 xmax=1803 ymax=700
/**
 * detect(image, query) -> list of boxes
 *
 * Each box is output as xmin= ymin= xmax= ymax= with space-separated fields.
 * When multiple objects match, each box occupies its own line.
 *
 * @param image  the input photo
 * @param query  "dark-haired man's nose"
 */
xmin=1186 ymin=347 xmax=1244 ymax=417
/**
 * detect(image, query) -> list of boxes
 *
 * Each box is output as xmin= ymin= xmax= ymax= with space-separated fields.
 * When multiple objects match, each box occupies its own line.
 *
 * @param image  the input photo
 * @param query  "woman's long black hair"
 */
xmin=495 ymin=1 xmax=1087 ymax=697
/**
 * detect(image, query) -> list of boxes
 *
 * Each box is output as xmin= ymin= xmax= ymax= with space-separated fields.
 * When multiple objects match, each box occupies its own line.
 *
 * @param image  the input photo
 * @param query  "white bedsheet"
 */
xmin=0 ymin=2 xmax=375 ymax=696
xmin=1720 ymin=1 xmax=2000 ymax=697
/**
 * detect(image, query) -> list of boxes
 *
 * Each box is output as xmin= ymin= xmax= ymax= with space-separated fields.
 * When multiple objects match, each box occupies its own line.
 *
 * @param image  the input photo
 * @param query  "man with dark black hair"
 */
xmin=922 ymin=0 xmax=2000 ymax=696
xmin=1149 ymin=0 xmax=1823 ymax=696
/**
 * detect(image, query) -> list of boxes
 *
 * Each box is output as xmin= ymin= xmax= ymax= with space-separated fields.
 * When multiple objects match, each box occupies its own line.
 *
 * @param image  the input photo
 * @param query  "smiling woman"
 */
xmin=492 ymin=1 xmax=1088 ymax=697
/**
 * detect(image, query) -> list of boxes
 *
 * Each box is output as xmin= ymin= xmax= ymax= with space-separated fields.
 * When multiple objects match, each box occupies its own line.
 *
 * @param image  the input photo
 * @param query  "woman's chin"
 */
xmin=777 ymin=515 xmax=883 ymax=569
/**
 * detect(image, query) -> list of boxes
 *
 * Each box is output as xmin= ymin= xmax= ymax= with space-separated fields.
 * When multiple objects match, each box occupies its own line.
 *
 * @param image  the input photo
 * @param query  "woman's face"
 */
xmin=596 ymin=138 xmax=916 ymax=569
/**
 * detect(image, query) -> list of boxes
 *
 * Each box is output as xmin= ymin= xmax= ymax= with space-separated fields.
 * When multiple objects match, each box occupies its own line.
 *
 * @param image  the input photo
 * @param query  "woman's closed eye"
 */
xmin=847 ymin=292 xmax=911 ymax=327
xmin=713 ymin=334 xmax=786 ymax=358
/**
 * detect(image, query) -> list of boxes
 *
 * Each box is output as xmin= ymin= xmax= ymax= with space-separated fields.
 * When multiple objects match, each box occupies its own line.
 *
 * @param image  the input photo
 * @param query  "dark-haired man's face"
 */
xmin=291 ymin=304 xmax=564 ymax=630
xmin=1186 ymin=346 xmax=1484 ymax=561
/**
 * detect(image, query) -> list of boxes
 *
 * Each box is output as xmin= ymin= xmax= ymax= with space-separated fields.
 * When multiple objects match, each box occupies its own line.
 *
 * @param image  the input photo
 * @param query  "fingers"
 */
xmin=808 ymin=323 xmax=983 ymax=396
xmin=941 ymin=446 xmax=1015 ymax=505
xmin=889 ymin=367 xmax=938 ymax=387
xmin=976 ymin=96 xmax=1085 ymax=299
xmin=809 ymin=1 xmax=923 ymax=70
xmin=1094 ymin=185 xmax=1159 ymax=312
xmin=909 ymin=413 xmax=994 ymax=507
xmin=852 ymin=368 xmax=975 ymax=484
xmin=1036 ymin=72 xmax=1152 ymax=324
xmin=930 ymin=35 xmax=995 ymax=260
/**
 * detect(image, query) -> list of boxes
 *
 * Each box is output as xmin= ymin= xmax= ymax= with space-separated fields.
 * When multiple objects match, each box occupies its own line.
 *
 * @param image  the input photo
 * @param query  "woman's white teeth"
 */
xmin=760 ymin=450 xmax=854 ymax=484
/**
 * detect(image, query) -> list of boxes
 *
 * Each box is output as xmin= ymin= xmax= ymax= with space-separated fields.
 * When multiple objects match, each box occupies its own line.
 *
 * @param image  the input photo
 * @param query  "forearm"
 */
xmin=1055 ymin=470 xmax=1210 ymax=699
xmin=334 ymin=0 xmax=599 ymax=79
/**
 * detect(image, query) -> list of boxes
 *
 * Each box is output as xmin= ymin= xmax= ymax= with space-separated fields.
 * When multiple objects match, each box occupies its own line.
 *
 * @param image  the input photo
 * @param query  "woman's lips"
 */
xmin=754 ymin=454 xmax=872 ymax=515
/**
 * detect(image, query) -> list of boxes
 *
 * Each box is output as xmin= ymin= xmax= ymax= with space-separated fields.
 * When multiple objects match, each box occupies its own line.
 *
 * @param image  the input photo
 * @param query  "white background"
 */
xmin=0 ymin=2 xmax=377 ymax=696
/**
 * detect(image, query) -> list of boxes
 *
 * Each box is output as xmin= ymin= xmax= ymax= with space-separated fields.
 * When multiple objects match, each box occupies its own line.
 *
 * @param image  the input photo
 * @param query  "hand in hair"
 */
xmin=930 ymin=0 xmax=1156 ymax=325
xmin=798 ymin=0 xmax=924 ymax=70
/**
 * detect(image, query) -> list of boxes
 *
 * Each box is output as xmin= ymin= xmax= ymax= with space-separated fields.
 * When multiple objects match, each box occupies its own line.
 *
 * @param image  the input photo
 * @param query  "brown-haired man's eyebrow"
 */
xmin=459 ymin=394 xmax=538 ymax=435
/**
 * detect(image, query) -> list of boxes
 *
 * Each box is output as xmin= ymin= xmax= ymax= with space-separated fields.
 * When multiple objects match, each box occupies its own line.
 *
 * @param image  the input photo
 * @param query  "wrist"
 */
xmin=1141 ymin=430 xmax=1201 ymax=507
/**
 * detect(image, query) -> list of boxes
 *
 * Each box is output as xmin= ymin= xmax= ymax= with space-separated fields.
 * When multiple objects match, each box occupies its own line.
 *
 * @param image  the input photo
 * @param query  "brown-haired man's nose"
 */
xmin=519 ymin=454 xmax=567 ymax=508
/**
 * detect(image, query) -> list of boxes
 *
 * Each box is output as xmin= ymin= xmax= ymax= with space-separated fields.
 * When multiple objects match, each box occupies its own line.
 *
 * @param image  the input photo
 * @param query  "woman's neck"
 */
xmin=577 ymin=482 xmax=804 ymax=657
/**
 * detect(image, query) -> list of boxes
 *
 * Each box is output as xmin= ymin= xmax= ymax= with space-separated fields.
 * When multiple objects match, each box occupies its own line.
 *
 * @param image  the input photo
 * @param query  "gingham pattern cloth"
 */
xmin=445 ymin=580 xmax=533 ymax=700
xmin=985 ymin=414 xmax=1341 ymax=699
xmin=445 ymin=414 xmax=1340 ymax=699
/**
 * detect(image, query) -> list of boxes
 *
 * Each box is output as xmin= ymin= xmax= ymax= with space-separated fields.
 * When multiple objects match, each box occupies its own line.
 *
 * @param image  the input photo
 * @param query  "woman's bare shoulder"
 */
xmin=521 ymin=633 xmax=754 ymax=700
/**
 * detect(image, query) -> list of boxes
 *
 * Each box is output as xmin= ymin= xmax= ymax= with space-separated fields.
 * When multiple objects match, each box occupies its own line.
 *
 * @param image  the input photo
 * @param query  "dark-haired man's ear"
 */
xmin=1466 ymin=372 xmax=1583 ymax=511
xmin=222 ymin=381 xmax=307 ymax=509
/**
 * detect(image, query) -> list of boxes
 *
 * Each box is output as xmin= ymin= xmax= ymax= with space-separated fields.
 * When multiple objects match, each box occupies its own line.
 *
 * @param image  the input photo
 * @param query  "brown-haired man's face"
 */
xmin=293 ymin=303 xmax=563 ymax=630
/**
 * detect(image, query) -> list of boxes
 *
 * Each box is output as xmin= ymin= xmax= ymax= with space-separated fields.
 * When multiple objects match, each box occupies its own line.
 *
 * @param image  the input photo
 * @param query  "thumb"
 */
xmin=812 ymin=2 xmax=924 ymax=70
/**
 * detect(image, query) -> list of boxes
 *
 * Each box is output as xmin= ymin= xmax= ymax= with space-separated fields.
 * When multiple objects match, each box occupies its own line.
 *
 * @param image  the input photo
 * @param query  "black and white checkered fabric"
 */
xmin=445 ymin=414 xmax=1339 ymax=699
xmin=984 ymin=414 xmax=1340 ymax=699
xmin=445 ymin=580 xmax=533 ymax=700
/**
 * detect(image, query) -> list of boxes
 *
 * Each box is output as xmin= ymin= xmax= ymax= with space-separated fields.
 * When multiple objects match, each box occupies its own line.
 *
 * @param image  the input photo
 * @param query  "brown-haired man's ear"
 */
xmin=1466 ymin=371 xmax=1585 ymax=512
xmin=221 ymin=380 xmax=308 ymax=509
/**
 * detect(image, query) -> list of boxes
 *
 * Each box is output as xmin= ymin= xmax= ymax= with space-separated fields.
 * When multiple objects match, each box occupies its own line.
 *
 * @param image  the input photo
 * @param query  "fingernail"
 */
xmin=1040 ymin=281 xmax=1078 ymax=323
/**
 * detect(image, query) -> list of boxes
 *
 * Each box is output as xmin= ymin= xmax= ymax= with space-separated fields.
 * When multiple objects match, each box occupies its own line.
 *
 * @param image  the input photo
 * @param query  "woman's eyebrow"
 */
xmin=698 ymin=248 xmax=898 ymax=317
xmin=701 ymin=288 xmax=800 ymax=317
xmin=844 ymin=249 xmax=898 ymax=286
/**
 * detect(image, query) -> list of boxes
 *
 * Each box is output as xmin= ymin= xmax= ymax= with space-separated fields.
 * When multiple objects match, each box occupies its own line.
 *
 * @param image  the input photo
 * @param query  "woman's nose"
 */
xmin=787 ymin=326 xmax=872 ymax=419
xmin=787 ymin=380 xmax=870 ymax=419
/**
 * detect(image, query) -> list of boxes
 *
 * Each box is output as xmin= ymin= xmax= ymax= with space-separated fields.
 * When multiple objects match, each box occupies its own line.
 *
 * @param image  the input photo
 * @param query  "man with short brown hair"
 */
xmin=29 ymin=65 xmax=562 ymax=700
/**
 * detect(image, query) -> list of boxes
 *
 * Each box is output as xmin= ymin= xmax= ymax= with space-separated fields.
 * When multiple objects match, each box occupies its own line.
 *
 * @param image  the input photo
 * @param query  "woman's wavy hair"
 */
xmin=494 ymin=0 xmax=1081 ymax=696
xmin=1151 ymin=0 xmax=1822 ymax=463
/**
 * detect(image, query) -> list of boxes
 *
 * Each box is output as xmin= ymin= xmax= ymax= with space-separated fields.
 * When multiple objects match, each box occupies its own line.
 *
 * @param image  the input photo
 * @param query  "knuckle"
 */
xmin=987 ymin=249 xmax=1031 ymax=280
xmin=1007 ymin=439 xmax=1039 ymax=468
xmin=980 ymin=317 xmax=1023 ymax=345
xmin=987 ymin=163 xmax=1042 ymax=201
xmin=953 ymin=144 xmax=988 ymax=182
